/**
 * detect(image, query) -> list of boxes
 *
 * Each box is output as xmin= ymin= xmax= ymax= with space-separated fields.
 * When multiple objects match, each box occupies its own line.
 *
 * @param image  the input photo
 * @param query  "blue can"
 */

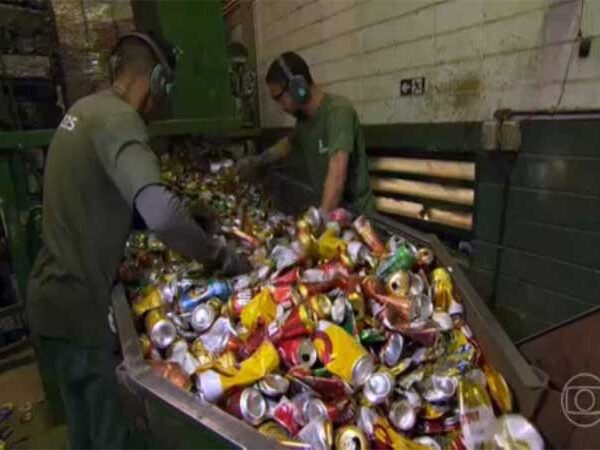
xmin=179 ymin=280 xmax=232 ymax=313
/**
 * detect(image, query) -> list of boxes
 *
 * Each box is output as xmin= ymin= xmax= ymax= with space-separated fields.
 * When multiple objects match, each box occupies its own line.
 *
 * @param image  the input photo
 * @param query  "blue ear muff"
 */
xmin=278 ymin=56 xmax=311 ymax=105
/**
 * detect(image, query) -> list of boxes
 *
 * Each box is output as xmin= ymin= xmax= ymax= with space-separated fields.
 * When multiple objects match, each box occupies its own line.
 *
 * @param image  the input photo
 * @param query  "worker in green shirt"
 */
xmin=236 ymin=51 xmax=375 ymax=214
xmin=27 ymin=32 xmax=249 ymax=449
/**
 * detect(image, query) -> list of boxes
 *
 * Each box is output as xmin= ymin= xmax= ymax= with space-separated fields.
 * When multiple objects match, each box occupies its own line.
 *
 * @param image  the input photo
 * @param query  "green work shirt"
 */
xmin=27 ymin=89 xmax=161 ymax=349
xmin=290 ymin=93 xmax=374 ymax=213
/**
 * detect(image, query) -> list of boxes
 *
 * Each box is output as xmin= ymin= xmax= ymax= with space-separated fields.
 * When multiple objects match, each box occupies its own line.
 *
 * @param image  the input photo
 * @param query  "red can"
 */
xmin=277 ymin=338 xmax=318 ymax=367
xmin=225 ymin=387 xmax=267 ymax=426
xmin=269 ymin=396 xmax=301 ymax=435
xmin=271 ymin=267 xmax=300 ymax=286
xmin=268 ymin=304 xmax=315 ymax=343
xmin=239 ymin=325 xmax=267 ymax=359
xmin=271 ymin=285 xmax=300 ymax=309
xmin=318 ymin=260 xmax=350 ymax=279
xmin=228 ymin=289 xmax=253 ymax=318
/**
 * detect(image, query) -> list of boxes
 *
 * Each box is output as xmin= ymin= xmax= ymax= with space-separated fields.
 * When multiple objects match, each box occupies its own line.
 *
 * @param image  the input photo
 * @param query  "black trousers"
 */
xmin=34 ymin=336 xmax=141 ymax=449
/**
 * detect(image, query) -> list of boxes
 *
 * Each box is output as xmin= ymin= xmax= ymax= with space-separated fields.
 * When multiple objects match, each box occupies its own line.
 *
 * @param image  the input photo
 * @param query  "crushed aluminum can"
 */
xmin=228 ymin=289 xmax=253 ymax=317
xmin=225 ymin=387 xmax=267 ymax=426
xmin=269 ymin=396 xmax=302 ymax=435
xmin=386 ymin=235 xmax=405 ymax=253
xmin=409 ymin=272 xmax=426 ymax=296
xmin=386 ymin=270 xmax=411 ymax=297
xmin=303 ymin=397 xmax=329 ymax=421
xmin=307 ymin=294 xmax=333 ymax=320
xmin=257 ymin=374 xmax=290 ymax=397
xmin=296 ymin=416 xmax=333 ymax=450
xmin=271 ymin=245 xmax=300 ymax=271
xmin=190 ymin=302 xmax=218 ymax=332
xmin=331 ymin=295 xmax=347 ymax=324
xmin=145 ymin=309 xmax=176 ymax=349
xmin=388 ymin=399 xmax=416 ymax=431
xmin=411 ymin=292 xmax=434 ymax=321
xmin=199 ymin=317 xmax=238 ymax=355
xmin=277 ymin=338 xmax=318 ymax=368
xmin=431 ymin=311 xmax=453 ymax=331
xmin=334 ymin=425 xmax=369 ymax=450
xmin=179 ymin=280 xmax=231 ymax=313
xmin=493 ymin=415 xmax=544 ymax=450
xmin=356 ymin=406 xmax=378 ymax=437
xmin=417 ymin=247 xmax=435 ymax=267
xmin=362 ymin=370 xmax=394 ymax=406
xmin=380 ymin=333 xmax=404 ymax=367
xmin=422 ymin=375 xmax=458 ymax=403
xmin=303 ymin=207 xmax=324 ymax=234
xmin=302 ymin=268 xmax=330 ymax=283
xmin=413 ymin=436 xmax=442 ymax=450
xmin=347 ymin=292 xmax=366 ymax=321
xmin=353 ymin=216 xmax=386 ymax=255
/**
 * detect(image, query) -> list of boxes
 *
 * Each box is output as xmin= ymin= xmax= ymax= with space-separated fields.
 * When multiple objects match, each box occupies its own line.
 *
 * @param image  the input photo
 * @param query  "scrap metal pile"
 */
xmin=119 ymin=152 xmax=544 ymax=450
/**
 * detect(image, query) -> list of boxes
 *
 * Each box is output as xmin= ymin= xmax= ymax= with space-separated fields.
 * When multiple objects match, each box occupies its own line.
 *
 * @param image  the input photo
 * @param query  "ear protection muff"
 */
xmin=109 ymin=32 xmax=175 ymax=99
xmin=277 ymin=55 xmax=311 ymax=105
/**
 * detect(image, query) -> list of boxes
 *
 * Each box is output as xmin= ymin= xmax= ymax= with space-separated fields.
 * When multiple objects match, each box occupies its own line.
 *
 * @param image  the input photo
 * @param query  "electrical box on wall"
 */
xmin=400 ymin=77 xmax=426 ymax=96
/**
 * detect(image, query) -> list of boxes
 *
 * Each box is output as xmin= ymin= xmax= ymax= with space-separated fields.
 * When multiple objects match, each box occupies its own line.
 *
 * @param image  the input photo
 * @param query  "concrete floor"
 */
xmin=0 ymin=354 xmax=67 ymax=450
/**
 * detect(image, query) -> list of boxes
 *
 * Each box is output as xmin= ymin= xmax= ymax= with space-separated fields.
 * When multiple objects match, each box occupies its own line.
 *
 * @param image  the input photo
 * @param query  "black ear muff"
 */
xmin=110 ymin=32 xmax=175 ymax=99
xmin=277 ymin=56 xmax=310 ymax=105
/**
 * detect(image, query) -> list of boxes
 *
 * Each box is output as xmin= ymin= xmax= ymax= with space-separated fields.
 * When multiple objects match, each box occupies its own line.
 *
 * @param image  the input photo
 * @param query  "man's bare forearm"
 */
xmin=320 ymin=150 xmax=348 ymax=213
xmin=262 ymin=136 xmax=292 ymax=164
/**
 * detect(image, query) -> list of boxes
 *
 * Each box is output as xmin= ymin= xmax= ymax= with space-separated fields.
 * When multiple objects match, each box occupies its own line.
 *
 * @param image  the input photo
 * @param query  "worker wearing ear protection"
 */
xmin=236 ymin=51 xmax=375 ymax=214
xmin=26 ymin=32 xmax=250 ymax=449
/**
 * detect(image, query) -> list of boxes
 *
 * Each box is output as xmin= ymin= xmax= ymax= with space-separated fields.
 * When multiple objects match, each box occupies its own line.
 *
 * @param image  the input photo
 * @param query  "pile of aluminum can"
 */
xmin=119 ymin=154 xmax=544 ymax=450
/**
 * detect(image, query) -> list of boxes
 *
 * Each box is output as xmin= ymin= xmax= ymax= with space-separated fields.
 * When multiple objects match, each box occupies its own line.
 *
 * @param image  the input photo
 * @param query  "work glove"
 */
xmin=235 ymin=154 xmax=262 ymax=181
xmin=220 ymin=244 xmax=252 ymax=276
xmin=188 ymin=201 xmax=219 ymax=235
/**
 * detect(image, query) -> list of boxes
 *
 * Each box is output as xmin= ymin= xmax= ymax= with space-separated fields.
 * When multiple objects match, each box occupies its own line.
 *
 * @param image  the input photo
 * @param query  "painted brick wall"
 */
xmin=254 ymin=0 xmax=600 ymax=126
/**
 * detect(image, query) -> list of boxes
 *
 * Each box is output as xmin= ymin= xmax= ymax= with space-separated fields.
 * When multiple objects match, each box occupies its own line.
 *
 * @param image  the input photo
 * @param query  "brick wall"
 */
xmin=254 ymin=0 xmax=600 ymax=126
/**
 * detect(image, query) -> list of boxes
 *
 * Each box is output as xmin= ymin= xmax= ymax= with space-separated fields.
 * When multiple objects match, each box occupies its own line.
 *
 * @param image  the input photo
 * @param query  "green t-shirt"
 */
xmin=290 ymin=94 xmax=374 ymax=213
xmin=27 ymin=89 xmax=161 ymax=348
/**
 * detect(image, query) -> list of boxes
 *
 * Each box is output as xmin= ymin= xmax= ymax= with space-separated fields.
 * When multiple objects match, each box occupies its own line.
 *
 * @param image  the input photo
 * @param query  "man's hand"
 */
xmin=220 ymin=245 xmax=252 ymax=276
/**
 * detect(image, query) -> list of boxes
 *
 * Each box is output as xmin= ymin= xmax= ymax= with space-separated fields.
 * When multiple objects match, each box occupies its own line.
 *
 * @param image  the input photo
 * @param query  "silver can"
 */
xmin=304 ymin=397 xmax=329 ymax=421
xmin=421 ymin=374 xmax=458 ymax=403
xmin=413 ymin=436 xmax=442 ymax=450
xmin=409 ymin=272 xmax=425 ymax=296
xmin=388 ymin=399 xmax=416 ymax=431
xmin=239 ymin=388 xmax=267 ymax=426
xmin=190 ymin=303 xmax=217 ymax=332
xmin=356 ymin=406 xmax=377 ymax=436
xmin=331 ymin=295 xmax=347 ymax=324
xmin=257 ymin=374 xmax=290 ymax=397
xmin=352 ymin=354 xmax=376 ymax=387
xmin=363 ymin=370 xmax=394 ymax=405
xmin=297 ymin=417 xmax=332 ymax=450
xmin=380 ymin=333 xmax=404 ymax=367
xmin=431 ymin=311 xmax=453 ymax=331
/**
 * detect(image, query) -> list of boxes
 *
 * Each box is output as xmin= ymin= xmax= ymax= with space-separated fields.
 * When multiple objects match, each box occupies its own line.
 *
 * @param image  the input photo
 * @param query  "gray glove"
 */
xmin=235 ymin=154 xmax=262 ymax=181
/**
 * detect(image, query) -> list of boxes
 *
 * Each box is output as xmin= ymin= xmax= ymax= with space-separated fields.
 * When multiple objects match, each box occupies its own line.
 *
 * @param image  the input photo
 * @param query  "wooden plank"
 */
xmin=499 ymin=249 xmax=600 ymax=304
xmin=504 ymin=220 xmax=600 ymax=270
xmin=521 ymin=120 xmax=600 ymax=158
xmin=510 ymin=155 xmax=600 ymax=196
xmin=375 ymin=196 xmax=473 ymax=230
xmin=495 ymin=275 xmax=594 ymax=326
xmin=369 ymin=157 xmax=475 ymax=181
xmin=371 ymin=177 xmax=474 ymax=205
xmin=505 ymin=187 xmax=600 ymax=233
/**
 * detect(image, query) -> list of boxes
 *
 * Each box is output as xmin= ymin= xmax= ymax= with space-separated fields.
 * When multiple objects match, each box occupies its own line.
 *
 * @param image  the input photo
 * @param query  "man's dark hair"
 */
xmin=265 ymin=51 xmax=314 ymax=87
xmin=113 ymin=32 xmax=176 ymax=78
